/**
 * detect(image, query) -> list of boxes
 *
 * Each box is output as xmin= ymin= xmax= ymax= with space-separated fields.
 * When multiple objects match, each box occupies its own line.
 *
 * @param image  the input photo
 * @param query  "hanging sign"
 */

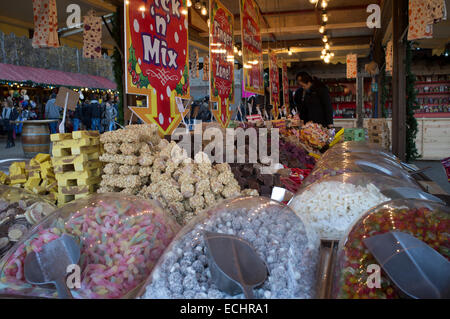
xmin=32 ymin=0 xmax=59 ymax=48
xmin=209 ymin=0 xmax=234 ymax=128
xmin=282 ymin=61 xmax=290 ymax=114
xmin=83 ymin=11 xmax=102 ymax=59
xmin=268 ymin=50 xmax=280 ymax=119
xmin=240 ymin=0 xmax=264 ymax=95
xmin=346 ymin=54 xmax=358 ymax=79
xmin=202 ymin=56 xmax=209 ymax=81
xmin=125 ymin=0 xmax=190 ymax=135
xmin=191 ymin=49 xmax=199 ymax=79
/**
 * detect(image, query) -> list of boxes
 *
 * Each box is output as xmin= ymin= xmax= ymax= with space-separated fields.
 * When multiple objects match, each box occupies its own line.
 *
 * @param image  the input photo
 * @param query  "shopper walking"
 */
xmin=44 ymin=93 xmax=61 ymax=133
xmin=2 ymin=100 xmax=18 ymax=148
xmin=293 ymin=73 xmax=304 ymax=115
xmin=73 ymin=102 xmax=83 ymax=131
xmin=295 ymin=71 xmax=334 ymax=128
xmin=89 ymin=95 xmax=102 ymax=132
xmin=104 ymin=102 xmax=118 ymax=131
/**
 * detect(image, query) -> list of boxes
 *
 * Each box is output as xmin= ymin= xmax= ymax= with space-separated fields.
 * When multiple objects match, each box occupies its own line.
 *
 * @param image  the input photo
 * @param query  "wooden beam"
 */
xmin=263 ymin=44 xmax=371 ymax=54
xmin=200 ymin=22 xmax=367 ymax=37
xmin=0 ymin=16 xmax=34 ymax=29
xmin=79 ymin=0 xmax=117 ymax=12
xmin=391 ymin=0 xmax=408 ymax=161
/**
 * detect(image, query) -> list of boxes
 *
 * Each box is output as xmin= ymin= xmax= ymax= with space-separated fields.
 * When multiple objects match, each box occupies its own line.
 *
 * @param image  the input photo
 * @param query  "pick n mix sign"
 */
xmin=209 ymin=0 xmax=234 ymax=128
xmin=269 ymin=50 xmax=280 ymax=119
xmin=240 ymin=0 xmax=264 ymax=95
xmin=125 ymin=0 xmax=190 ymax=135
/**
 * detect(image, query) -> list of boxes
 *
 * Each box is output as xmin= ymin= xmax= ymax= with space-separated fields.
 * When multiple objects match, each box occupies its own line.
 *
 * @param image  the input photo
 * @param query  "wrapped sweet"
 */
xmin=0 ymin=193 xmax=180 ymax=299
xmin=0 ymin=186 xmax=55 ymax=259
xmin=298 ymin=122 xmax=331 ymax=150
xmin=289 ymin=173 xmax=418 ymax=242
xmin=332 ymin=199 xmax=449 ymax=299
xmin=139 ymin=197 xmax=318 ymax=299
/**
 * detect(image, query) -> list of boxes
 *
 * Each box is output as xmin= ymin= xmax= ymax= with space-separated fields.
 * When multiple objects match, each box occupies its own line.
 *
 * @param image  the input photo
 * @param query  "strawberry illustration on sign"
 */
xmin=125 ymin=0 xmax=190 ymax=135
xmin=269 ymin=50 xmax=280 ymax=119
xmin=209 ymin=0 xmax=234 ymax=128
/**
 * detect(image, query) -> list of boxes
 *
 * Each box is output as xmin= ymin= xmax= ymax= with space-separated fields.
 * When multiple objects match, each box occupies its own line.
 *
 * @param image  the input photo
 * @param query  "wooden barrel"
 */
xmin=21 ymin=122 xmax=51 ymax=158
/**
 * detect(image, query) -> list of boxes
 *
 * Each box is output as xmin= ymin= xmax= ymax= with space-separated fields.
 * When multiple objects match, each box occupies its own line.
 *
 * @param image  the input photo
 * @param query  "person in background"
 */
xmin=104 ymin=101 xmax=118 ymax=131
xmin=295 ymin=71 xmax=334 ymax=128
xmin=44 ymin=93 xmax=61 ymax=134
xmin=2 ymin=100 xmax=18 ymax=148
xmin=89 ymin=94 xmax=102 ymax=132
xmin=73 ymin=101 xmax=83 ymax=131
xmin=293 ymin=73 xmax=305 ymax=116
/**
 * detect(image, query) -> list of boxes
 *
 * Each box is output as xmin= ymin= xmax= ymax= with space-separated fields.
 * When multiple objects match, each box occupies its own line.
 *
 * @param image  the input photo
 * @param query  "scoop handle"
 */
xmin=54 ymin=278 xmax=73 ymax=299
xmin=242 ymin=285 xmax=255 ymax=299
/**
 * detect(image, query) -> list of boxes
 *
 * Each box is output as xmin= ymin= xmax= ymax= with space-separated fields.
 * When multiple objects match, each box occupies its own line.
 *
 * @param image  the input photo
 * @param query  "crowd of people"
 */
xmin=0 ymin=88 xmax=119 ymax=149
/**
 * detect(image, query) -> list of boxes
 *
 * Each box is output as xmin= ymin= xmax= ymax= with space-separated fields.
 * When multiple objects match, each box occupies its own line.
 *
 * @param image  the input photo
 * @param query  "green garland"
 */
xmin=405 ymin=41 xmax=420 ymax=162
xmin=112 ymin=9 xmax=124 ymax=126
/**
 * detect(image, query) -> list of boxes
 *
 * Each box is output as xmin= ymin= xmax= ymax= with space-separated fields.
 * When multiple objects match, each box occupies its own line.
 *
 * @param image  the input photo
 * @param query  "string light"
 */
xmin=181 ymin=8 xmax=188 ymax=15
xmin=200 ymin=2 xmax=207 ymax=15
xmin=187 ymin=0 xmax=192 ymax=7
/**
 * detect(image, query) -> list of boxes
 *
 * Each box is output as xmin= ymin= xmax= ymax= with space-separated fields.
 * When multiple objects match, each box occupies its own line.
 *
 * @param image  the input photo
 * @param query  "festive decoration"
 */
xmin=282 ymin=61 xmax=290 ymax=115
xmin=405 ymin=41 xmax=420 ymax=162
xmin=346 ymin=54 xmax=357 ymax=79
xmin=268 ymin=50 xmax=280 ymax=119
xmin=125 ymin=0 xmax=190 ymax=135
xmin=209 ymin=0 xmax=234 ymax=128
xmin=32 ymin=0 xmax=59 ymax=48
xmin=385 ymin=40 xmax=393 ymax=74
xmin=202 ymin=56 xmax=209 ymax=81
xmin=240 ymin=0 xmax=264 ymax=95
xmin=83 ymin=11 xmax=102 ymax=59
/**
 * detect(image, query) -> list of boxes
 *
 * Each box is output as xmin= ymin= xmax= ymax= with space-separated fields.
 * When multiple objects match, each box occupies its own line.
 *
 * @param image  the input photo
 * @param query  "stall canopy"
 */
xmin=0 ymin=63 xmax=116 ymax=90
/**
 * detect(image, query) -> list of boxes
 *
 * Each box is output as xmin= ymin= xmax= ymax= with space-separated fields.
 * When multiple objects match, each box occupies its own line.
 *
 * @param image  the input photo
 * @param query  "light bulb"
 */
xmin=139 ymin=6 xmax=145 ymax=12
xmin=238 ymin=50 xmax=242 ymax=56
xmin=194 ymin=1 xmax=202 ymax=10
xmin=309 ymin=0 xmax=318 ymax=3
xmin=201 ymin=5 xmax=207 ymax=16
xmin=322 ymin=35 xmax=328 ymax=42
xmin=181 ymin=8 xmax=188 ymax=15
xmin=325 ymin=43 xmax=330 ymax=50
xmin=322 ymin=14 xmax=328 ymax=22
xmin=321 ymin=1 xmax=328 ymax=9
xmin=324 ymin=56 xmax=330 ymax=63
xmin=319 ymin=25 xmax=325 ymax=33
xmin=331 ymin=52 xmax=335 ymax=57
xmin=288 ymin=50 xmax=293 ymax=56
xmin=322 ymin=49 xmax=326 ymax=55
xmin=234 ymin=46 xmax=238 ymax=53
xmin=187 ymin=0 xmax=192 ymax=7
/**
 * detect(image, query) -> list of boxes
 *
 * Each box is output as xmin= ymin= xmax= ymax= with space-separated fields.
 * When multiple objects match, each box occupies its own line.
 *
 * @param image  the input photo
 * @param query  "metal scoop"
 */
xmin=271 ymin=187 xmax=294 ymax=205
xmin=381 ymin=187 xmax=446 ymax=205
xmin=204 ymin=232 xmax=268 ymax=299
xmin=24 ymin=234 xmax=80 ymax=299
xmin=363 ymin=231 xmax=450 ymax=299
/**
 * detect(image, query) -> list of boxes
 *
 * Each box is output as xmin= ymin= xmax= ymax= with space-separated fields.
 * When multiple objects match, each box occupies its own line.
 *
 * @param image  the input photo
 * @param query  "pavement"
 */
xmin=0 ymin=135 xmax=449 ymax=194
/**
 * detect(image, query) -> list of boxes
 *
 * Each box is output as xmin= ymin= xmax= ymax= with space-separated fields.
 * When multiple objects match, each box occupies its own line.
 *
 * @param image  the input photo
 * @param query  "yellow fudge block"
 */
xmin=34 ymin=153 xmax=51 ymax=163
xmin=26 ymin=159 xmax=41 ymax=171
xmin=52 ymin=144 xmax=100 ymax=158
xmin=0 ymin=172 xmax=10 ymax=185
xmin=28 ymin=171 xmax=41 ymax=179
xmin=10 ymin=174 xmax=27 ymax=185
xmin=53 ymin=137 xmax=98 ymax=150
xmin=41 ymin=168 xmax=55 ymax=179
xmin=9 ymin=162 xmax=26 ymax=176
xmin=42 ymin=179 xmax=58 ymax=191
xmin=50 ymin=133 xmax=73 ymax=142
xmin=56 ymin=175 xmax=101 ymax=187
xmin=72 ymin=131 xmax=99 ymax=139
xmin=53 ymin=160 xmax=102 ymax=174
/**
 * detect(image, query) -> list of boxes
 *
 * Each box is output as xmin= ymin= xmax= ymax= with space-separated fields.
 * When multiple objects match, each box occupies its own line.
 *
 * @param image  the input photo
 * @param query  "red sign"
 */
xmin=125 ymin=0 xmax=190 ymax=135
xmin=269 ymin=50 xmax=280 ymax=119
xmin=209 ymin=0 xmax=234 ymax=128
xmin=282 ymin=61 xmax=290 ymax=115
xmin=240 ymin=0 xmax=264 ymax=95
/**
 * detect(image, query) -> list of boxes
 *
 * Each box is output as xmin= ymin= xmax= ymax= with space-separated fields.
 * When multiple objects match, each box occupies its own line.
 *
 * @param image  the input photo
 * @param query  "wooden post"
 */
xmin=391 ymin=0 xmax=408 ymax=161
xmin=119 ymin=4 xmax=127 ymax=125
xmin=356 ymin=74 xmax=364 ymax=128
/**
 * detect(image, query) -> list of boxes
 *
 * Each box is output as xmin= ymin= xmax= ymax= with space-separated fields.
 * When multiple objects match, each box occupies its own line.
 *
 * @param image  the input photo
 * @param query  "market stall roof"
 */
xmin=0 ymin=63 xmax=117 ymax=90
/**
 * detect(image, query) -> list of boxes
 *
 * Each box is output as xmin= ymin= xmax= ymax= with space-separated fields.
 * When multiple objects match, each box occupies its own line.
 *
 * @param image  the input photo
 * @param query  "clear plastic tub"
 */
xmin=324 ymin=141 xmax=398 ymax=161
xmin=0 ymin=193 xmax=180 ymax=299
xmin=0 ymin=186 xmax=56 ymax=260
xmin=289 ymin=173 xmax=418 ymax=242
xmin=302 ymin=156 xmax=418 ymax=188
xmin=332 ymin=199 xmax=449 ymax=299
xmin=139 ymin=196 xmax=318 ymax=299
